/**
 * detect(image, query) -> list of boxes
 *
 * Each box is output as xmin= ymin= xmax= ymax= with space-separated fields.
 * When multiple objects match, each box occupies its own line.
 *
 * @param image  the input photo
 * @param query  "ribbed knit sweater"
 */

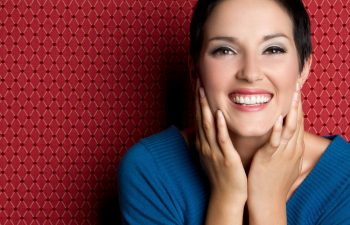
xmin=118 ymin=126 xmax=350 ymax=225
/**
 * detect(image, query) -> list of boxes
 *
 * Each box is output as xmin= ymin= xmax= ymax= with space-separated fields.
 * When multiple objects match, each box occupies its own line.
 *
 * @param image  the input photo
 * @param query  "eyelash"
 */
xmin=212 ymin=47 xmax=236 ymax=56
xmin=211 ymin=46 xmax=286 ymax=56
xmin=264 ymin=46 xmax=286 ymax=55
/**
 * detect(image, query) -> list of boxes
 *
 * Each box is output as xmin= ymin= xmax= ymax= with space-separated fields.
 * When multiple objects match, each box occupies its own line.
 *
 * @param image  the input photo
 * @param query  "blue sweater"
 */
xmin=118 ymin=126 xmax=350 ymax=225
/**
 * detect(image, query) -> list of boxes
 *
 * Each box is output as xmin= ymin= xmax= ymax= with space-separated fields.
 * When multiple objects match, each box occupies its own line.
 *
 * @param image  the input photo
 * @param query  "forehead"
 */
xmin=203 ymin=0 xmax=294 ymax=40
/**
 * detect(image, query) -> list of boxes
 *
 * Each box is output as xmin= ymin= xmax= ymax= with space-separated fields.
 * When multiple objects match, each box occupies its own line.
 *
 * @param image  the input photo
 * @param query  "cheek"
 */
xmin=200 ymin=58 xmax=225 ymax=86
xmin=199 ymin=58 xmax=232 ymax=107
xmin=270 ymin=62 xmax=299 ymax=115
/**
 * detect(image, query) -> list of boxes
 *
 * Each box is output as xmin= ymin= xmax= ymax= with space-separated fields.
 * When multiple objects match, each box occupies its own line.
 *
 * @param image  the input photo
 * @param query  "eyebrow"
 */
xmin=263 ymin=33 xmax=290 ymax=41
xmin=208 ymin=36 xmax=237 ymax=43
xmin=208 ymin=33 xmax=290 ymax=43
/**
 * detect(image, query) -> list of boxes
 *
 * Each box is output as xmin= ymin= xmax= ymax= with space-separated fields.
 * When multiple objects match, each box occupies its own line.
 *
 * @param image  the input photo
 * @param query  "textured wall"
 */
xmin=0 ymin=0 xmax=349 ymax=224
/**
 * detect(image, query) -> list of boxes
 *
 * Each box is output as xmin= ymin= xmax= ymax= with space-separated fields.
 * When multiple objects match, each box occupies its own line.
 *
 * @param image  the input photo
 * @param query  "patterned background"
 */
xmin=0 ymin=0 xmax=349 ymax=224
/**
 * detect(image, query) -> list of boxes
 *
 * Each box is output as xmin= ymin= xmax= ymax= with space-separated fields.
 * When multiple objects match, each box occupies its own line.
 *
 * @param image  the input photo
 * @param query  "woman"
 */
xmin=118 ymin=0 xmax=350 ymax=224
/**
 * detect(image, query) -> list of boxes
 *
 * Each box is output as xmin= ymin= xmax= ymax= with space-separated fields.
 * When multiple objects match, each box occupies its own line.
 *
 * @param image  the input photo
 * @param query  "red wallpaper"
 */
xmin=0 ymin=0 xmax=349 ymax=224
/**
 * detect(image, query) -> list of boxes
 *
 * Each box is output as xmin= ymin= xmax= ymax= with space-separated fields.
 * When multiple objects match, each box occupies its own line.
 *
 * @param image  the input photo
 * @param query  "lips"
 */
xmin=229 ymin=89 xmax=273 ymax=112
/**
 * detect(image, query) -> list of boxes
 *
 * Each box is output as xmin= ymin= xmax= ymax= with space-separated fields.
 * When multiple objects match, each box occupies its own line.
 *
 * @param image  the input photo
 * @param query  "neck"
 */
xmin=182 ymin=127 xmax=272 ymax=172
xmin=229 ymin=131 xmax=271 ymax=171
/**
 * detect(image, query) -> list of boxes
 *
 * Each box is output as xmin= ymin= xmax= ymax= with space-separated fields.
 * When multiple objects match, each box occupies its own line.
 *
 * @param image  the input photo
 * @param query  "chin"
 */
xmin=227 ymin=121 xmax=273 ymax=139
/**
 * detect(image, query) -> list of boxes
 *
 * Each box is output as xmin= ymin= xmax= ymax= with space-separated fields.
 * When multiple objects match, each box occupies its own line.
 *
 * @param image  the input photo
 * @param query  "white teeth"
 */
xmin=251 ymin=96 xmax=256 ymax=104
xmin=233 ymin=95 xmax=271 ymax=105
xmin=244 ymin=96 xmax=250 ymax=104
xmin=257 ymin=96 xmax=261 ymax=103
xmin=239 ymin=96 xmax=244 ymax=104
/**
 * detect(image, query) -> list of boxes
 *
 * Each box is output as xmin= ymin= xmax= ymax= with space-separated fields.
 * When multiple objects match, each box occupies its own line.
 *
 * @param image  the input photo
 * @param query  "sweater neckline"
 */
xmin=287 ymin=135 xmax=350 ymax=205
xmin=169 ymin=126 xmax=350 ymax=206
xmin=169 ymin=126 xmax=350 ymax=223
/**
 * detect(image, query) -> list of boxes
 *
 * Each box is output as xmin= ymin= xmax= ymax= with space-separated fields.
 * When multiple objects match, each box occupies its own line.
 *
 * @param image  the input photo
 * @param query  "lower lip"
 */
xmin=231 ymin=101 xmax=270 ymax=112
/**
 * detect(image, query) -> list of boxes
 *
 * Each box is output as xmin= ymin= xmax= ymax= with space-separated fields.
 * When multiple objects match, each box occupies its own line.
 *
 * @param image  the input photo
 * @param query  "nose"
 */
xmin=236 ymin=54 xmax=262 ymax=82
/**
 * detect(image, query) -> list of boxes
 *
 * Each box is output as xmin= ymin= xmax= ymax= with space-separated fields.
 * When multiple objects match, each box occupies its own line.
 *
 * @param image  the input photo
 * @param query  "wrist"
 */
xmin=211 ymin=188 xmax=247 ymax=205
xmin=248 ymin=198 xmax=286 ymax=225
xmin=247 ymin=192 xmax=286 ymax=209
xmin=205 ymin=191 xmax=246 ymax=225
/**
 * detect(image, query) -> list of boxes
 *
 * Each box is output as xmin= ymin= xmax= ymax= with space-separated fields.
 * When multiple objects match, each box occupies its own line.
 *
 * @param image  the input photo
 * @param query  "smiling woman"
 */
xmin=117 ymin=0 xmax=350 ymax=224
xmin=196 ymin=0 xmax=307 ymax=146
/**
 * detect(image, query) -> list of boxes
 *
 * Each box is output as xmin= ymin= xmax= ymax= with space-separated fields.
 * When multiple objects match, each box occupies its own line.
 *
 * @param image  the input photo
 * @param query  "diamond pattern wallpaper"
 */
xmin=0 ymin=0 xmax=349 ymax=224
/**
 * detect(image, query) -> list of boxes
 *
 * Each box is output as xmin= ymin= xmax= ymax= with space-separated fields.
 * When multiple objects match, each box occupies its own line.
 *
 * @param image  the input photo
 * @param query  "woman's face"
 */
xmin=198 ymin=0 xmax=309 ymax=138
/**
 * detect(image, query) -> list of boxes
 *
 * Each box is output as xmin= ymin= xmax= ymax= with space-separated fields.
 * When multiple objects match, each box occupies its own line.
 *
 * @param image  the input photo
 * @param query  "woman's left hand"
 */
xmin=247 ymin=90 xmax=304 ymax=224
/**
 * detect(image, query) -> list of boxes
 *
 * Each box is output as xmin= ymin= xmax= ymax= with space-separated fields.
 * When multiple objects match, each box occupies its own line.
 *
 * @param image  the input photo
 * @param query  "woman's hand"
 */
xmin=196 ymin=81 xmax=247 ymax=200
xmin=195 ymin=81 xmax=247 ymax=225
xmin=247 ymin=89 xmax=304 ymax=224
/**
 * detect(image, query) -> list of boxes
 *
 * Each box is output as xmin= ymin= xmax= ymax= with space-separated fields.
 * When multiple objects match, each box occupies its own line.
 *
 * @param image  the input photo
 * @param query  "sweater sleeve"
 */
xmin=317 ymin=185 xmax=350 ymax=225
xmin=118 ymin=142 xmax=183 ymax=225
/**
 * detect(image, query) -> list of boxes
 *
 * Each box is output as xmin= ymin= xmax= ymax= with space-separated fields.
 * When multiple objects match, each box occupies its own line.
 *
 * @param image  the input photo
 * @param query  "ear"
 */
xmin=298 ymin=56 xmax=312 ymax=87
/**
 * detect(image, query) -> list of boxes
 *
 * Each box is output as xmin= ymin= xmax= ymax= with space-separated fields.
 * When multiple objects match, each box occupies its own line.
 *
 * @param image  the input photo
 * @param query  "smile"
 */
xmin=228 ymin=89 xmax=273 ymax=112
xmin=231 ymin=95 xmax=271 ymax=105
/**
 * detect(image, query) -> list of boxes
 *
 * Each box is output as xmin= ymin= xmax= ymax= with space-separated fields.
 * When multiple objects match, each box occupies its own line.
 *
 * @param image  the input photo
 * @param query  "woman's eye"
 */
xmin=264 ymin=46 xmax=286 ymax=55
xmin=212 ymin=47 xmax=236 ymax=56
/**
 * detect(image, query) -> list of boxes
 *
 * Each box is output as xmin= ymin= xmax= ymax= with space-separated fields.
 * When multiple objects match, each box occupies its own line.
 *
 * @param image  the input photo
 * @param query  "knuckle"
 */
xmin=283 ymin=128 xmax=294 ymax=139
xmin=203 ymin=150 xmax=216 ymax=161
xmin=201 ymin=143 xmax=211 ymax=154
xmin=274 ymin=124 xmax=283 ymax=132
xmin=223 ymin=158 xmax=233 ymax=168
xmin=200 ymin=96 xmax=206 ymax=106
xmin=202 ymin=120 xmax=211 ymax=133
xmin=280 ymin=137 xmax=289 ymax=146
xmin=217 ymin=134 xmax=227 ymax=146
xmin=289 ymin=123 xmax=297 ymax=132
xmin=269 ymin=141 xmax=279 ymax=149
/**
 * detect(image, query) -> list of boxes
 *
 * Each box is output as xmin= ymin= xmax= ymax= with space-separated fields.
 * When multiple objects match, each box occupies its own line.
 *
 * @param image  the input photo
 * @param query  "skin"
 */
xmin=188 ymin=0 xmax=331 ymax=224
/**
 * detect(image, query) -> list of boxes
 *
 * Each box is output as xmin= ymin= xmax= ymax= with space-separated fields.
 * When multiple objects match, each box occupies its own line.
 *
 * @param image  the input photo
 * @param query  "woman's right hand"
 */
xmin=195 ymin=81 xmax=247 ymax=225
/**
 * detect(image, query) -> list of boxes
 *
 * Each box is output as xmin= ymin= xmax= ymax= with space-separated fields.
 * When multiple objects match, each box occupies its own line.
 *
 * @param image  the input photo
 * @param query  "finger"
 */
xmin=288 ymin=92 xmax=303 ymax=145
xmin=297 ymin=104 xmax=305 ymax=172
xmin=285 ymin=92 xmax=305 ymax=158
xmin=296 ymin=96 xmax=304 ymax=137
xmin=216 ymin=110 xmax=237 ymax=158
xmin=289 ymin=93 xmax=303 ymax=142
xmin=195 ymin=80 xmax=208 ymax=152
xmin=199 ymin=87 xmax=220 ymax=150
xmin=295 ymin=98 xmax=305 ymax=157
xmin=280 ymin=90 xmax=299 ymax=146
xmin=269 ymin=115 xmax=283 ymax=150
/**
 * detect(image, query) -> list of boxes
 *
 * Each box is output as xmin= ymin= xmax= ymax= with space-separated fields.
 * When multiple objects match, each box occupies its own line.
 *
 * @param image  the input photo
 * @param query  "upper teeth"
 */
xmin=232 ymin=95 xmax=271 ymax=105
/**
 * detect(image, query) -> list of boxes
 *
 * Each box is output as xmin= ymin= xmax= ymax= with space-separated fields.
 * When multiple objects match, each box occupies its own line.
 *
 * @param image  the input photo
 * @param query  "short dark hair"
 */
xmin=189 ymin=0 xmax=312 ymax=71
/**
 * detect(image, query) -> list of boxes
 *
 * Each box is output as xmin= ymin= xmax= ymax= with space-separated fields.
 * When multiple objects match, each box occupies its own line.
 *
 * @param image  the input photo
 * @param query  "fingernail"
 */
xmin=277 ymin=115 xmax=283 ymax=126
xmin=217 ymin=110 xmax=225 ymax=123
xmin=296 ymin=82 xmax=300 ymax=91
xmin=199 ymin=87 xmax=205 ymax=98
xmin=217 ymin=110 xmax=222 ymax=119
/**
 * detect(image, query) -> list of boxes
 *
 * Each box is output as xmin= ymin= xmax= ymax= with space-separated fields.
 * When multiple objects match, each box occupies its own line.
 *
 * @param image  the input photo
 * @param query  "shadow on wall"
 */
xmin=164 ymin=60 xmax=194 ymax=130
xmin=99 ymin=2 xmax=194 ymax=223
xmin=95 ymin=57 xmax=192 ymax=225
xmin=97 ymin=194 xmax=121 ymax=225
xmin=95 ymin=34 xmax=192 ymax=225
